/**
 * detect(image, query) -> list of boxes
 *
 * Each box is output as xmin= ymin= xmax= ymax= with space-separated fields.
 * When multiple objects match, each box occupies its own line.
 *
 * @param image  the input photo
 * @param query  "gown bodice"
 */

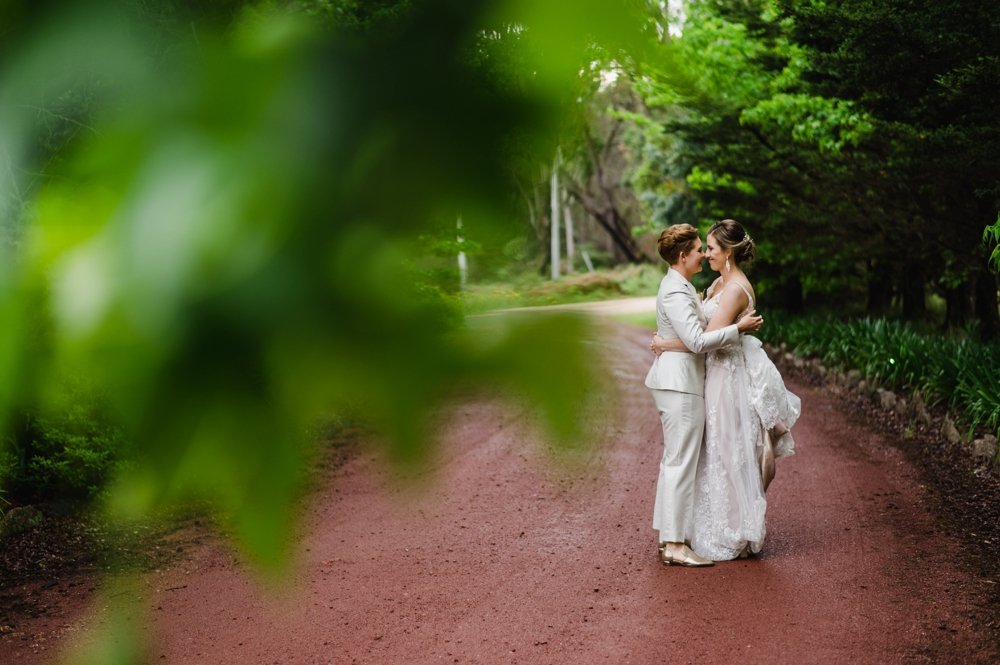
xmin=701 ymin=280 xmax=754 ymax=361
xmin=702 ymin=279 xmax=754 ymax=321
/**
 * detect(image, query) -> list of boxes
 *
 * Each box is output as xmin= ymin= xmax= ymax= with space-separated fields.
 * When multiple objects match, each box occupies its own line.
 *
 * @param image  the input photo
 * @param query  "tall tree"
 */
xmin=781 ymin=0 xmax=1000 ymax=333
xmin=621 ymin=0 xmax=1000 ymax=333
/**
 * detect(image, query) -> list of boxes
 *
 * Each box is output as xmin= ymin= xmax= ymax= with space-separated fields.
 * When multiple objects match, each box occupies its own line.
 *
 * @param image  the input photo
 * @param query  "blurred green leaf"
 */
xmin=0 ymin=0 xmax=636 ymax=573
xmin=59 ymin=576 xmax=147 ymax=665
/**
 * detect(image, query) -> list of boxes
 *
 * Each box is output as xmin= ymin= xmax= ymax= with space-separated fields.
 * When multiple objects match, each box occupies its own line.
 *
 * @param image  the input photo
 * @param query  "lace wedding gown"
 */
xmin=690 ymin=281 xmax=800 ymax=560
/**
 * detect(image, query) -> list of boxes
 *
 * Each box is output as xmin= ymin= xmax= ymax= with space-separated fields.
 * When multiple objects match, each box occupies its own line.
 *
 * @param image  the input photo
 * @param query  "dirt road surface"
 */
xmin=3 ymin=311 xmax=998 ymax=664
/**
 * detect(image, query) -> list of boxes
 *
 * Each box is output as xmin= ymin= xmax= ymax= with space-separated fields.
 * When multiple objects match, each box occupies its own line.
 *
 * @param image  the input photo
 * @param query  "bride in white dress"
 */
xmin=652 ymin=219 xmax=800 ymax=561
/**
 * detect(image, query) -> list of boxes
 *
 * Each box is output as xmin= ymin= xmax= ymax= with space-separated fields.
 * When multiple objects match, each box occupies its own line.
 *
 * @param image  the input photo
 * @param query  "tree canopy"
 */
xmin=619 ymin=0 xmax=999 ymax=334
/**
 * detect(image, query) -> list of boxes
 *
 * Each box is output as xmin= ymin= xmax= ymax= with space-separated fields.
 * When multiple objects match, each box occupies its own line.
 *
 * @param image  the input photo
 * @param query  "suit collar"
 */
xmin=666 ymin=268 xmax=695 ymax=293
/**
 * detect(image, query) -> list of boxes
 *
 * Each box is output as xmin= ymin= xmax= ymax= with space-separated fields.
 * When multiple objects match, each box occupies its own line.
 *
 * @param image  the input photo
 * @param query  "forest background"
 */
xmin=1 ymin=0 xmax=998 ymax=615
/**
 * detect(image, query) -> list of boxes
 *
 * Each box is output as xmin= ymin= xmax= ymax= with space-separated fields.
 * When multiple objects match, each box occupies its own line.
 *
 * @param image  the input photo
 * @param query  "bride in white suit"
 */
xmin=653 ymin=219 xmax=800 ymax=561
xmin=645 ymin=224 xmax=762 ymax=567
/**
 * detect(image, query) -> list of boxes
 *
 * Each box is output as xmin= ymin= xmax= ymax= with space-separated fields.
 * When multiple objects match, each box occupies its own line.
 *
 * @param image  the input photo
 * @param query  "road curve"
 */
xmin=9 ymin=317 xmax=998 ymax=664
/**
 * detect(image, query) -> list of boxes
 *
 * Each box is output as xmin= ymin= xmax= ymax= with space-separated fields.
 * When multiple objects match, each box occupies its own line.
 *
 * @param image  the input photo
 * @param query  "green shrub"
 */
xmin=759 ymin=314 xmax=1000 ymax=441
xmin=2 ymin=390 xmax=129 ymax=506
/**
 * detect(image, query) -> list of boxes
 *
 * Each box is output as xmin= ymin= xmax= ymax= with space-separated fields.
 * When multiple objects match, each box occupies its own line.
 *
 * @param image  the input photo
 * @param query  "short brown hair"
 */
xmin=657 ymin=224 xmax=700 ymax=265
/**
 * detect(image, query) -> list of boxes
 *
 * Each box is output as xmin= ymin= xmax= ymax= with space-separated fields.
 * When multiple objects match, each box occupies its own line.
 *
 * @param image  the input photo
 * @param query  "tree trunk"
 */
xmin=974 ymin=270 xmax=1000 ymax=340
xmin=561 ymin=120 xmax=648 ymax=264
xmin=550 ymin=154 xmax=561 ymax=280
xmin=563 ymin=203 xmax=575 ymax=274
xmin=865 ymin=261 xmax=892 ymax=317
xmin=516 ymin=176 xmax=546 ymax=247
xmin=603 ymin=208 xmax=642 ymax=262
xmin=901 ymin=263 xmax=926 ymax=320
xmin=567 ymin=188 xmax=643 ymax=263
xmin=943 ymin=279 xmax=973 ymax=330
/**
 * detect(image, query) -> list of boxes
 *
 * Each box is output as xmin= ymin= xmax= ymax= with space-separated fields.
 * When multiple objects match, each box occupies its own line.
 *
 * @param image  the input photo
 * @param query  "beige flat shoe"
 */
xmin=660 ymin=546 xmax=714 ymax=567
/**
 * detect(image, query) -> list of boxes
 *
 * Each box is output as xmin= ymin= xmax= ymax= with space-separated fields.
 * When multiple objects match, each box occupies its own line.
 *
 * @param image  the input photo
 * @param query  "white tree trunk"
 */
xmin=563 ymin=202 xmax=575 ymax=274
xmin=550 ymin=152 xmax=561 ymax=280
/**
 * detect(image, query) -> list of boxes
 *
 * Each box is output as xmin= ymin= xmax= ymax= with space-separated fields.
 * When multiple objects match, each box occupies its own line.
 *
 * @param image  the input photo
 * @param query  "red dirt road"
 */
xmin=5 ymin=321 xmax=998 ymax=664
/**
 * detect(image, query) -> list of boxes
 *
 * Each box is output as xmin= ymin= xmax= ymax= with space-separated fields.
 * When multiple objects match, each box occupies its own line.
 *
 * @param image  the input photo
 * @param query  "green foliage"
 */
xmin=780 ymin=0 xmax=1000 ymax=317
xmin=758 ymin=314 xmax=1000 ymax=438
xmin=620 ymin=0 xmax=1000 ymax=330
xmin=986 ymin=215 xmax=1000 ymax=272
xmin=6 ymin=409 xmax=128 ymax=505
xmin=623 ymin=1 xmax=863 ymax=307
xmin=0 ymin=0 xmax=645 ymax=574
xmin=295 ymin=0 xmax=414 ymax=34
xmin=0 ymin=360 xmax=128 ymax=506
xmin=740 ymin=94 xmax=875 ymax=154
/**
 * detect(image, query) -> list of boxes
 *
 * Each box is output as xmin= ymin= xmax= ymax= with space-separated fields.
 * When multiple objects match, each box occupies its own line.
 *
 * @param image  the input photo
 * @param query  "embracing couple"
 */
xmin=645 ymin=219 xmax=801 ymax=567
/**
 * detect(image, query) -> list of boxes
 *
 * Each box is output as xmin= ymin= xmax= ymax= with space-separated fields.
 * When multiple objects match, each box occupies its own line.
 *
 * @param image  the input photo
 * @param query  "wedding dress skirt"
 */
xmin=743 ymin=335 xmax=801 ymax=458
xmin=690 ymin=335 xmax=768 ymax=560
xmin=689 ymin=281 xmax=803 ymax=561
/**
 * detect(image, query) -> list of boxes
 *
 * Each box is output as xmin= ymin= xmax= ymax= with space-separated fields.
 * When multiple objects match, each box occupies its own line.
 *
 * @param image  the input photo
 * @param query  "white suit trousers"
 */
xmin=651 ymin=389 xmax=705 ymax=544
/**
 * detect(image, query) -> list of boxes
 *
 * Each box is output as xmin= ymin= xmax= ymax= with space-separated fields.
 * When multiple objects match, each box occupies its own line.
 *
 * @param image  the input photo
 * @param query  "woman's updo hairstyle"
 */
xmin=657 ymin=223 xmax=701 ymax=265
xmin=708 ymin=218 xmax=755 ymax=266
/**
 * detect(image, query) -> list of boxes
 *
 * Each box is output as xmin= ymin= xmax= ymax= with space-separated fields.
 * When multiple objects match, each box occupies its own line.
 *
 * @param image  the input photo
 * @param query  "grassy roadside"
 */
xmin=760 ymin=313 xmax=1000 ymax=452
xmin=461 ymin=264 xmax=663 ymax=314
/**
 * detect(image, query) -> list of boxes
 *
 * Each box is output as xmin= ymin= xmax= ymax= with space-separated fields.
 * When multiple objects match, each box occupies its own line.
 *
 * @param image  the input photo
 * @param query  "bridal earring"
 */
xmin=725 ymin=256 xmax=731 ymax=272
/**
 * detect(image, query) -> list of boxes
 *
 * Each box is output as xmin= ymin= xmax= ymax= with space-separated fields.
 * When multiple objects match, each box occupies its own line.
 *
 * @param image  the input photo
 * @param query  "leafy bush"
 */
xmin=759 ymin=314 xmax=1000 ymax=440
xmin=2 ymin=391 xmax=129 ymax=506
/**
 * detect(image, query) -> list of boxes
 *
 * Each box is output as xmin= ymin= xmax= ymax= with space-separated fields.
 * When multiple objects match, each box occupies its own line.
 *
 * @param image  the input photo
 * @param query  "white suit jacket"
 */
xmin=644 ymin=268 xmax=739 ymax=396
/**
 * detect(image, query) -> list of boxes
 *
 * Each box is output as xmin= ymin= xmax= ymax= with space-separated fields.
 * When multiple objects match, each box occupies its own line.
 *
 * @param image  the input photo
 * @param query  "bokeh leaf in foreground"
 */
xmin=0 ymin=0 xmax=639 ymax=571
